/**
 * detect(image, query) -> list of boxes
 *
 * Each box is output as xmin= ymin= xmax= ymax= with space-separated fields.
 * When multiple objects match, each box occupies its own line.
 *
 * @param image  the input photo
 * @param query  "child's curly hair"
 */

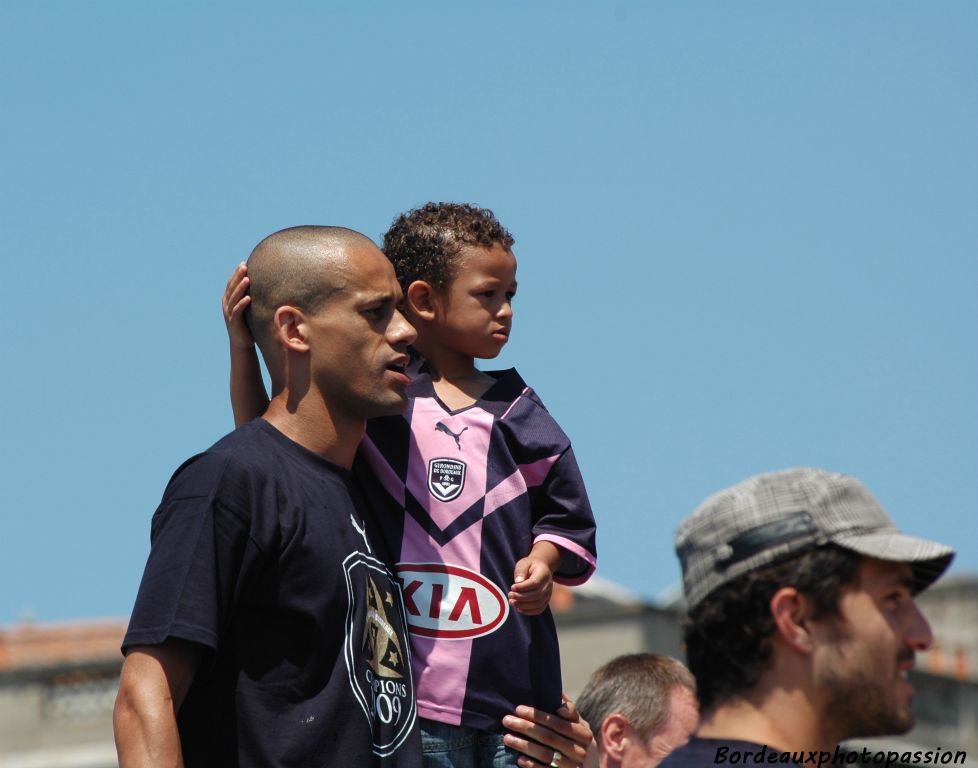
xmin=382 ymin=202 xmax=515 ymax=293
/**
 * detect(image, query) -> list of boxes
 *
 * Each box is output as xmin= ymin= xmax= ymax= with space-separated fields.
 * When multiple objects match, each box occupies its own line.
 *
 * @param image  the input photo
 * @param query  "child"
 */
xmin=223 ymin=203 xmax=597 ymax=767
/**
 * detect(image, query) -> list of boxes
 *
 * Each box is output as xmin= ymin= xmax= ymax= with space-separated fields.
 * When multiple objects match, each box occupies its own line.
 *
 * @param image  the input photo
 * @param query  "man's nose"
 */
xmin=390 ymin=309 xmax=417 ymax=346
xmin=905 ymin=599 xmax=934 ymax=652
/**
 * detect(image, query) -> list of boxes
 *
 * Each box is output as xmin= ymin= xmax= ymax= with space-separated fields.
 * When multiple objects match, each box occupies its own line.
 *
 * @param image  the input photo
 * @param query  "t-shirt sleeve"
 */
xmin=122 ymin=454 xmax=256 ymax=654
xmin=530 ymin=446 xmax=597 ymax=586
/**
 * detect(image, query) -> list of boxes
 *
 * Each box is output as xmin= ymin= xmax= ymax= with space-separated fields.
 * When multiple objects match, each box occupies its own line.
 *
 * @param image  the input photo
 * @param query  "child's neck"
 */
xmin=415 ymin=342 xmax=495 ymax=411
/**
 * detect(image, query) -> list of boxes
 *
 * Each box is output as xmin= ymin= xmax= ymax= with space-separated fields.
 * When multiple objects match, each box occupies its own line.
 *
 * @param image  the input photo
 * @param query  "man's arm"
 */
xmin=113 ymin=639 xmax=202 ymax=768
xmin=222 ymin=262 xmax=270 ymax=426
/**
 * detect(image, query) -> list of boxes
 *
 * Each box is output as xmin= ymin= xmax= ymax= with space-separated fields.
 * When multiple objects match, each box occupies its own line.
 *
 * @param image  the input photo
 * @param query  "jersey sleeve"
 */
xmin=122 ymin=453 xmax=257 ymax=655
xmin=530 ymin=446 xmax=597 ymax=586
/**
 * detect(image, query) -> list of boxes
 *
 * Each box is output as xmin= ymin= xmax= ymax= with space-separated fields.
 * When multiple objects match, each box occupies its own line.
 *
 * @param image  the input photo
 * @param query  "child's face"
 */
xmin=432 ymin=243 xmax=517 ymax=360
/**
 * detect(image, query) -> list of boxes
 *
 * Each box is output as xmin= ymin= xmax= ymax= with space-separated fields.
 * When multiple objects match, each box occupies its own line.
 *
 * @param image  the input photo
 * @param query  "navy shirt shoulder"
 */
xmin=124 ymin=420 xmax=422 ymax=768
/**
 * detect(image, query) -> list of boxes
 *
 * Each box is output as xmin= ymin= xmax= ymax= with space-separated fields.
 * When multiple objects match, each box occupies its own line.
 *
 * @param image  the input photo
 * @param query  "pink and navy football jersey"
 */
xmin=355 ymin=362 xmax=597 ymax=731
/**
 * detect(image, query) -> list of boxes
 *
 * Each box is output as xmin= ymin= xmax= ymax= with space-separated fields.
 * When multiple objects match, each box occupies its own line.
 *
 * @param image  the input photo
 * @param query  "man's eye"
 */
xmin=505 ymin=292 xmax=516 ymax=301
xmin=884 ymin=591 xmax=908 ymax=608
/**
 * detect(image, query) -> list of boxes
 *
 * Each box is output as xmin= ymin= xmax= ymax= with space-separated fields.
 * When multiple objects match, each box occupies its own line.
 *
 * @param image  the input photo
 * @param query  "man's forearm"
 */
xmin=114 ymin=687 xmax=184 ymax=768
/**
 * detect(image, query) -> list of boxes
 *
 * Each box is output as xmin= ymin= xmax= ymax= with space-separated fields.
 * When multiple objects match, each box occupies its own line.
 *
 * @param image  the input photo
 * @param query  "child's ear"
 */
xmin=406 ymin=280 xmax=438 ymax=320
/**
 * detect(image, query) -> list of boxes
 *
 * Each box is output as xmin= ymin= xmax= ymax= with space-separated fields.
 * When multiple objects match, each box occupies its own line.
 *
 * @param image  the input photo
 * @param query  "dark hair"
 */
xmin=577 ymin=653 xmax=696 ymax=740
xmin=683 ymin=545 xmax=862 ymax=712
xmin=382 ymin=202 xmax=515 ymax=293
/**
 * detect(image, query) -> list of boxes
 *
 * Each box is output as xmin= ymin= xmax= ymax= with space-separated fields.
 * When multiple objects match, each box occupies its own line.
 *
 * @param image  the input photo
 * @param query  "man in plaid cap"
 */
xmin=661 ymin=468 xmax=954 ymax=767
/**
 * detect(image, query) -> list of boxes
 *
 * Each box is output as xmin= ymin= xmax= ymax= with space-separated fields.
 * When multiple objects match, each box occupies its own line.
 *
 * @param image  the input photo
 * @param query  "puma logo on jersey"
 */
xmin=435 ymin=421 xmax=468 ymax=449
xmin=350 ymin=514 xmax=372 ymax=554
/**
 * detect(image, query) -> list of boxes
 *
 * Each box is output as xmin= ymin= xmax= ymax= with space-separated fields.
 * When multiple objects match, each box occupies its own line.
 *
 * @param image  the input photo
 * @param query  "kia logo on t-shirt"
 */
xmin=396 ymin=563 xmax=510 ymax=639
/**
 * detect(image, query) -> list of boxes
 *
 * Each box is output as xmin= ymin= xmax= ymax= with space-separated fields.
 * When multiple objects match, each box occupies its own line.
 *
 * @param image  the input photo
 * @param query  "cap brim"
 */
xmin=833 ymin=530 xmax=955 ymax=593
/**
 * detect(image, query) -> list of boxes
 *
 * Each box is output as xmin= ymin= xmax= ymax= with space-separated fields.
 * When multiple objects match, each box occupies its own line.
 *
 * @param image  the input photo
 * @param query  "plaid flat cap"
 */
xmin=675 ymin=468 xmax=955 ymax=609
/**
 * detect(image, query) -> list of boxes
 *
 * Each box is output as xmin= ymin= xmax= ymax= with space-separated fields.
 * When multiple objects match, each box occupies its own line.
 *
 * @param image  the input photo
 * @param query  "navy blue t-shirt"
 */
xmin=123 ymin=419 xmax=422 ymax=768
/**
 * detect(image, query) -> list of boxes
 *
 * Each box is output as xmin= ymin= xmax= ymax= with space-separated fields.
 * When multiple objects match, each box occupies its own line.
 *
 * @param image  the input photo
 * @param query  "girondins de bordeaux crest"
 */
xmin=428 ymin=458 xmax=466 ymax=502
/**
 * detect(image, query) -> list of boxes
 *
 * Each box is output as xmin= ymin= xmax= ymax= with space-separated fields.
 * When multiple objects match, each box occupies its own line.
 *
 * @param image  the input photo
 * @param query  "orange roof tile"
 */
xmin=0 ymin=618 xmax=127 ymax=671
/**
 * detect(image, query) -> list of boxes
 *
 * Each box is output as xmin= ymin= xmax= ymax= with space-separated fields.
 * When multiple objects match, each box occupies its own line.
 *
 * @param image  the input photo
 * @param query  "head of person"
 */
xmin=675 ymin=468 xmax=954 ymax=744
xmin=578 ymin=654 xmax=699 ymax=768
xmin=382 ymin=202 xmax=517 ymax=360
xmin=245 ymin=225 xmax=415 ymax=418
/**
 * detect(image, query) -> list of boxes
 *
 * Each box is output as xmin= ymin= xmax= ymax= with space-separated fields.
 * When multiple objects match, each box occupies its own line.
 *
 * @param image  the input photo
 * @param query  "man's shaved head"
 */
xmin=245 ymin=226 xmax=377 ymax=355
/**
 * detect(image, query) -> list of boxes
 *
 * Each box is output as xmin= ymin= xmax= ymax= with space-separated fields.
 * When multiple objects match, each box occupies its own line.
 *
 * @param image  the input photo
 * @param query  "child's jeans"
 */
xmin=421 ymin=718 xmax=521 ymax=768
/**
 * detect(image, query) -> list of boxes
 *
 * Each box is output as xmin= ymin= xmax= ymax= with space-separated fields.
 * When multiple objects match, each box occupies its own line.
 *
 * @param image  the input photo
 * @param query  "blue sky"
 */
xmin=1 ymin=2 xmax=975 ymax=625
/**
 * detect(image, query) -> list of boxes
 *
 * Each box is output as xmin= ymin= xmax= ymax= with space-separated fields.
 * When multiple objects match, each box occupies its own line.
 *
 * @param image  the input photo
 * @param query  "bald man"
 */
xmin=578 ymin=654 xmax=699 ymax=768
xmin=114 ymin=227 xmax=423 ymax=766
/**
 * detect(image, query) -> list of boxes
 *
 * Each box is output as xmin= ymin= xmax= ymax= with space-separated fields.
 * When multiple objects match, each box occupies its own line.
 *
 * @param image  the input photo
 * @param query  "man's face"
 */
xmin=304 ymin=243 xmax=416 ymax=420
xmin=616 ymin=686 xmax=698 ymax=768
xmin=811 ymin=558 xmax=933 ymax=740
xmin=640 ymin=686 xmax=699 ymax=768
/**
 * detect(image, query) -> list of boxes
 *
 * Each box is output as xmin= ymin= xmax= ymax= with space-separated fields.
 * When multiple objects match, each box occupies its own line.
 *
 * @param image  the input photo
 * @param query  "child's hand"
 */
xmin=223 ymin=262 xmax=254 ymax=350
xmin=508 ymin=556 xmax=554 ymax=616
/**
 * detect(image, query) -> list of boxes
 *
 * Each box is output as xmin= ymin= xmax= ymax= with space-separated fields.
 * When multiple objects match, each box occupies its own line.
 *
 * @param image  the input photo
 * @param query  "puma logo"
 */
xmin=435 ymin=421 xmax=468 ymax=449
xmin=350 ymin=514 xmax=372 ymax=554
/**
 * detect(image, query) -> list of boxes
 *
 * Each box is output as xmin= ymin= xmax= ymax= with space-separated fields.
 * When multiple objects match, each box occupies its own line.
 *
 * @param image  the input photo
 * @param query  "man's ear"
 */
xmin=405 ymin=280 xmax=438 ymax=320
xmin=770 ymin=586 xmax=815 ymax=654
xmin=599 ymin=714 xmax=632 ymax=761
xmin=273 ymin=306 xmax=310 ymax=353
